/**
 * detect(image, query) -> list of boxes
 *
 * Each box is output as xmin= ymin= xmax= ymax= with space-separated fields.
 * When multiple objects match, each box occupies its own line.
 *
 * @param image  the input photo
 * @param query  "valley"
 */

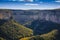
xmin=0 ymin=9 xmax=60 ymax=40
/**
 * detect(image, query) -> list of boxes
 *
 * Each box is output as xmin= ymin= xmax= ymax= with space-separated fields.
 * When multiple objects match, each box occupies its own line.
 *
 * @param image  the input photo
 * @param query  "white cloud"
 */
xmin=24 ymin=0 xmax=33 ymax=2
xmin=24 ymin=3 xmax=39 ymax=6
xmin=19 ymin=0 xmax=24 ymax=1
xmin=28 ymin=0 xmax=33 ymax=2
xmin=9 ymin=0 xmax=17 ymax=1
xmin=9 ymin=0 xmax=33 ymax=2
xmin=55 ymin=1 xmax=60 ymax=2
xmin=55 ymin=0 xmax=60 ymax=2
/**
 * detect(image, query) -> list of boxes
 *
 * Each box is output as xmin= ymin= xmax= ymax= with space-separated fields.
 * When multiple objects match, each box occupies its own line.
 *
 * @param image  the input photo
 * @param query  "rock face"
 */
xmin=12 ymin=9 xmax=60 ymax=24
xmin=38 ymin=10 xmax=60 ymax=24
xmin=0 ymin=10 xmax=12 ymax=20
xmin=0 ymin=9 xmax=60 ymax=24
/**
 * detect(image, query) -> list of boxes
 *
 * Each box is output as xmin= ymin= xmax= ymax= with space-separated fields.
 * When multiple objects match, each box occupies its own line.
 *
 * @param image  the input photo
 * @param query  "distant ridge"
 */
xmin=0 ymin=8 xmax=60 ymax=10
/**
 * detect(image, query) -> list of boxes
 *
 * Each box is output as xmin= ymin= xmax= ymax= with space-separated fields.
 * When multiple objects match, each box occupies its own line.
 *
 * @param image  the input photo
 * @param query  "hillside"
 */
xmin=25 ymin=20 xmax=60 ymax=35
xmin=0 ymin=19 xmax=33 ymax=40
xmin=20 ymin=29 xmax=60 ymax=40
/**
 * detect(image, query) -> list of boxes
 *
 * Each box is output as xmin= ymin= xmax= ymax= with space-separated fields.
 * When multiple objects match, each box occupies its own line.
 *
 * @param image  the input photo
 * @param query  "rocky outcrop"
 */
xmin=0 ymin=9 xmax=60 ymax=24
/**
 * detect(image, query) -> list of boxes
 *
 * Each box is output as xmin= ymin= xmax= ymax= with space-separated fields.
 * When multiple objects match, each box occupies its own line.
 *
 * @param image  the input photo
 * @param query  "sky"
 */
xmin=0 ymin=0 xmax=60 ymax=10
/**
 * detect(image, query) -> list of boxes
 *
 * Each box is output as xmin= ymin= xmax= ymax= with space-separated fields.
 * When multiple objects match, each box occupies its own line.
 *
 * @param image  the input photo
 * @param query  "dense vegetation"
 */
xmin=0 ymin=37 xmax=6 ymax=40
xmin=0 ymin=19 xmax=60 ymax=40
xmin=20 ymin=30 xmax=59 ymax=40
xmin=0 ymin=19 xmax=33 ymax=40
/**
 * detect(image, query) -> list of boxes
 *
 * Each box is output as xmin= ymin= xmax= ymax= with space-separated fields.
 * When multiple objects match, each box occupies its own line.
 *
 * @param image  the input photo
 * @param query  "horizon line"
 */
xmin=0 ymin=8 xmax=60 ymax=10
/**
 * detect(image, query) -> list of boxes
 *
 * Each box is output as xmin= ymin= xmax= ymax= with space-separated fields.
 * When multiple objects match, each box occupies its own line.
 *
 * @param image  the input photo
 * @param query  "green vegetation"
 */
xmin=0 ymin=20 xmax=33 ymax=40
xmin=0 ymin=19 xmax=59 ymax=40
xmin=20 ymin=30 xmax=58 ymax=40
xmin=40 ymin=30 xmax=58 ymax=40
xmin=0 ymin=37 xmax=6 ymax=40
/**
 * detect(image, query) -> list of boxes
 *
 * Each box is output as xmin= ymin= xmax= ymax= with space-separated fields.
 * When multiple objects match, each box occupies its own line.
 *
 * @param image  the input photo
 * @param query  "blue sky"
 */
xmin=0 ymin=0 xmax=60 ymax=10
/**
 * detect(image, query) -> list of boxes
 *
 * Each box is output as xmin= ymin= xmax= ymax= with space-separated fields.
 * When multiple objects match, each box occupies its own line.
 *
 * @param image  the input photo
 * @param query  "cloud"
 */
xmin=9 ymin=0 xmax=18 ymax=1
xmin=24 ymin=3 xmax=39 ymax=6
xmin=28 ymin=0 xmax=33 ymax=2
xmin=19 ymin=0 xmax=24 ymax=1
xmin=24 ymin=0 xmax=34 ymax=2
xmin=55 ymin=0 xmax=60 ymax=2
xmin=10 ymin=0 xmax=34 ymax=2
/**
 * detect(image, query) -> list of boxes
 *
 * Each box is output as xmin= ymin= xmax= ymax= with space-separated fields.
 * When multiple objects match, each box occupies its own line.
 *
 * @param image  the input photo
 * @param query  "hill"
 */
xmin=24 ymin=20 xmax=60 ymax=35
xmin=0 ymin=19 xmax=33 ymax=40
xmin=20 ymin=29 xmax=60 ymax=40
